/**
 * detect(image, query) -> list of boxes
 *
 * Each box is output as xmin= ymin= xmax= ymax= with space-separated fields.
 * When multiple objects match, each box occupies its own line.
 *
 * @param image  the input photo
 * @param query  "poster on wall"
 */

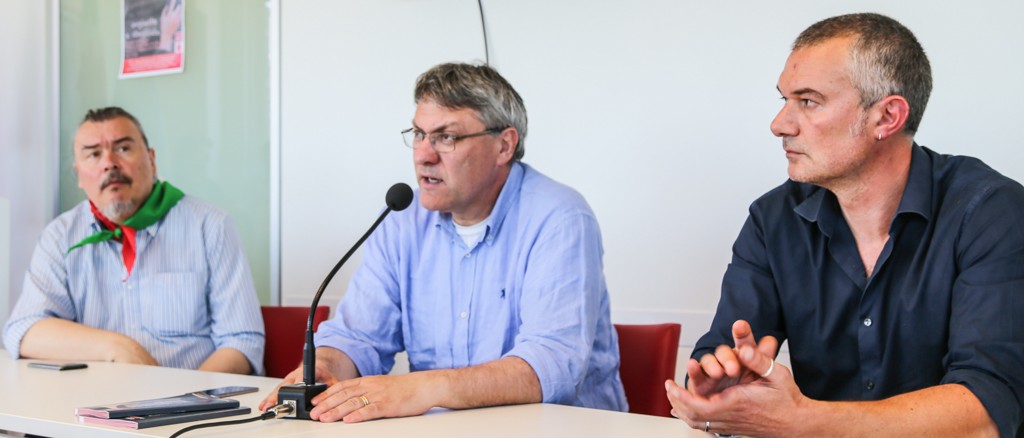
xmin=120 ymin=0 xmax=185 ymax=79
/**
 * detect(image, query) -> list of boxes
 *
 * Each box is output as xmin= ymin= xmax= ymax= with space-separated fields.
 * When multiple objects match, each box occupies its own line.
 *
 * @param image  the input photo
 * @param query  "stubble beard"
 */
xmin=788 ymin=111 xmax=870 ymax=188
xmin=101 ymin=200 xmax=138 ymax=223
xmin=96 ymin=168 xmax=149 ymax=222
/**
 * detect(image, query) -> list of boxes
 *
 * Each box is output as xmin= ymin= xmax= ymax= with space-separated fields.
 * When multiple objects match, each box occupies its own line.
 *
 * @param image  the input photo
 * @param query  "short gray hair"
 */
xmin=414 ymin=63 xmax=528 ymax=161
xmin=794 ymin=13 xmax=932 ymax=134
xmin=82 ymin=106 xmax=150 ymax=148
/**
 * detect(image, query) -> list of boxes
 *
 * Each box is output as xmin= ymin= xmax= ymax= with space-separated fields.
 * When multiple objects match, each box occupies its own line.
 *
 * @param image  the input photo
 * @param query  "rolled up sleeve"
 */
xmin=313 ymin=217 xmax=404 ymax=378
xmin=2 ymin=221 xmax=75 ymax=357
xmin=943 ymin=183 xmax=1024 ymax=437
xmin=206 ymin=215 xmax=266 ymax=375
xmin=503 ymin=212 xmax=604 ymax=404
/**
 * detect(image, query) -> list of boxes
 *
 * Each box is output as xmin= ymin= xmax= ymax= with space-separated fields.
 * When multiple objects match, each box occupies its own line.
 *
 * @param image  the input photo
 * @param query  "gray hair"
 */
xmin=82 ymin=106 xmax=150 ymax=148
xmin=794 ymin=13 xmax=932 ymax=134
xmin=414 ymin=63 xmax=528 ymax=161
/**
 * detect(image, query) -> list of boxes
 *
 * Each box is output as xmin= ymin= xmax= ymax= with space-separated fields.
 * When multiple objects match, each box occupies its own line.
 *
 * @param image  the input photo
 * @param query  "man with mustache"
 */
xmin=259 ymin=63 xmax=626 ymax=422
xmin=666 ymin=13 xmax=1024 ymax=437
xmin=2 ymin=107 xmax=264 ymax=375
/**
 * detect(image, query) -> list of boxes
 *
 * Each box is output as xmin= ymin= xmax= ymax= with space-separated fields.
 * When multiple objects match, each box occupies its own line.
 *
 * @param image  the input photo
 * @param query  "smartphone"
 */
xmin=27 ymin=362 xmax=88 ymax=371
xmin=190 ymin=386 xmax=259 ymax=398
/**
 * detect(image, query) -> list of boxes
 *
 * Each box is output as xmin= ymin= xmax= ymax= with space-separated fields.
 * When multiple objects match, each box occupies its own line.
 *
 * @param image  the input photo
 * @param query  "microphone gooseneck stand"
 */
xmin=278 ymin=182 xmax=414 ymax=419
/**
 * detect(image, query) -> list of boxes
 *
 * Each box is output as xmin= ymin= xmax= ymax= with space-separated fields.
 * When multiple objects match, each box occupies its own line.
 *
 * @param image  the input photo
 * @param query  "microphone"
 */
xmin=278 ymin=182 xmax=414 ymax=419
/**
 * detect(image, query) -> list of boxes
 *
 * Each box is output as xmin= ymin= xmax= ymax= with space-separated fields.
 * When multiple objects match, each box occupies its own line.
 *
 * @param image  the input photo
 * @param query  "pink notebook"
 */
xmin=75 ymin=393 xmax=239 ymax=418
xmin=77 ymin=407 xmax=250 ymax=429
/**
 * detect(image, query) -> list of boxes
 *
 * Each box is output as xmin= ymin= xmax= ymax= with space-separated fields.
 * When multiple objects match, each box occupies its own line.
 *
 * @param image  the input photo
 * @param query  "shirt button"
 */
xmin=866 ymin=380 xmax=875 ymax=390
xmin=863 ymin=318 xmax=872 ymax=327
xmin=459 ymin=311 xmax=468 ymax=319
xmin=464 ymin=253 xmax=471 ymax=258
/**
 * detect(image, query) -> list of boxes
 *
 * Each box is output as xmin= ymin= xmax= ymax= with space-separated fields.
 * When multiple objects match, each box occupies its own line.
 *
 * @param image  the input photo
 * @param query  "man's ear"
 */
xmin=496 ymin=128 xmax=518 ymax=165
xmin=148 ymin=147 xmax=158 ymax=178
xmin=874 ymin=95 xmax=910 ymax=140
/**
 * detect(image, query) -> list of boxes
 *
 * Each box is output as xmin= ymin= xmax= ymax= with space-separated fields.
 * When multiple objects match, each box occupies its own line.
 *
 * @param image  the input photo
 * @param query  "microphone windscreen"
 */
xmin=386 ymin=183 xmax=414 ymax=211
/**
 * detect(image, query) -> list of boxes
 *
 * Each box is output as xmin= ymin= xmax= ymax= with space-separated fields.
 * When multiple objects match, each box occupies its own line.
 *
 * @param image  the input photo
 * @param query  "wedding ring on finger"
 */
xmin=705 ymin=421 xmax=711 ymax=432
xmin=761 ymin=358 xmax=775 ymax=378
xmin=359 ymin=395 xmax=370 ymax=408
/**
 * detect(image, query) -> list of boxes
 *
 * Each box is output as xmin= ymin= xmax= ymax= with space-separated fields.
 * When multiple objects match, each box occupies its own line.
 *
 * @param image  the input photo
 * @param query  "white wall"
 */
xmin=0 ymin=0 xmax=56 ymax=333
xmin=280 ymin=0 xmax=483 ymax=311
xmin=280 ymin=1 xmax=1024 ymax=378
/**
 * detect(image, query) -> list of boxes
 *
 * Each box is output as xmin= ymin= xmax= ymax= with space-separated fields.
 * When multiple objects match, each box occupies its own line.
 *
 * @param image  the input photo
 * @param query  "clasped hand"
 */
xmin=665 ymin=320 xmax=807 ymax=437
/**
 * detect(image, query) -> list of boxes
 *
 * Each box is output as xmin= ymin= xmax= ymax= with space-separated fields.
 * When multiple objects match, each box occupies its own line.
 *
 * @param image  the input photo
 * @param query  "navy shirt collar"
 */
xmin=793 ymin=143 xmax=933 ymax=234
xmin=893 ymin=143 xmax=933 ymax=222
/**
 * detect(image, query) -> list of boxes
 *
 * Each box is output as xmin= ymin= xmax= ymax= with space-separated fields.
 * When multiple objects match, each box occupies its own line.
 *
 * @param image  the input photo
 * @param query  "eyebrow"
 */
xmin=80 ymin=136 xmax=134 ymax=150
xmin=412 ymin=121 xmax=458 ymax=133
xmin=779 ymin=86 xmax=826 ymax=101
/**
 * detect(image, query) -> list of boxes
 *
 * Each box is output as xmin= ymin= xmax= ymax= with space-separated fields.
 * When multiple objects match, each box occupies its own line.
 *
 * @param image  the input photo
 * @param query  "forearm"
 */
xmin=800 ymin=384 xmax=997 ymax=437
xmin=303 ymin=355 xmax=541 ymax=423
xmin=431 ymin=356 xmax=542 ymax=409
xmin=317 ymin=346 xmax=360 ymax=381
xmin=198 ymin=348 xmax=252 ymax=375
xmin=19 ymin=318 xmax=156 ymax=364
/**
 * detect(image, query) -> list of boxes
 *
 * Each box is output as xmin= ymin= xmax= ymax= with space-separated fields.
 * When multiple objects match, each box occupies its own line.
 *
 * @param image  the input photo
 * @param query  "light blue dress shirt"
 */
xmin=315 ymin=163 xmax=627 ymax=411
xmin=2 ymin=195 xmax=265 ymax=374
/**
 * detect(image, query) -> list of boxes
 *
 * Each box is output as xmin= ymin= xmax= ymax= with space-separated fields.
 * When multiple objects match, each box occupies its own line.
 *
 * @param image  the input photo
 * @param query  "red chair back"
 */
xmin=261 ymin=306 xmax=330 ymax=378
xmin=614 ymin=323 xmax=681 ymax=417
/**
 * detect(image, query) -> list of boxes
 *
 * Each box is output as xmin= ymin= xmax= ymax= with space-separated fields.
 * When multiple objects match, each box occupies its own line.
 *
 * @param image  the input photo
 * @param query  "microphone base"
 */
xmin=278 ymin=382 xmax=328 ymax=420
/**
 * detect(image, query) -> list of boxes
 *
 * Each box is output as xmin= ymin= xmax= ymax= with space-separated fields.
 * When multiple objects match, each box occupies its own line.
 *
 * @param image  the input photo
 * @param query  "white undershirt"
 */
xmin=454 ymin=220 xmax=488 ymax=248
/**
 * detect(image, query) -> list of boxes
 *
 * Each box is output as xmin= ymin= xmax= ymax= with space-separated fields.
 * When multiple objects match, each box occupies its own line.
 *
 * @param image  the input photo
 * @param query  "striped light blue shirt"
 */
xmin=2 ymin=195 xmax=265 ymax=374
xmin=315 ymin=162 xmax=628 ymax=411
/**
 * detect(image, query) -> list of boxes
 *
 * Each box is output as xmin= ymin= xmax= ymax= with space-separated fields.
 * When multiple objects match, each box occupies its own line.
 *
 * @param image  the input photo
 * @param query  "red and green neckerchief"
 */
xmin=68 ymin=181 xmax=184 ymax=278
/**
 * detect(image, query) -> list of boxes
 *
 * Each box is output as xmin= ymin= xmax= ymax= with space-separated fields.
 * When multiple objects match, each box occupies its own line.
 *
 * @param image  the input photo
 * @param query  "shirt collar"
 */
xmin=794 ymin=187 xmax=827 ymax=224
xmin=793 ymin=188 xmax=838 ymax=237
xmin=433 ymin=162 xmax=524 ymax=246
xmin=793 ymin=142 xmax=933 ymax=233
xmin=893 ymin=143 xmax=932 ymax=221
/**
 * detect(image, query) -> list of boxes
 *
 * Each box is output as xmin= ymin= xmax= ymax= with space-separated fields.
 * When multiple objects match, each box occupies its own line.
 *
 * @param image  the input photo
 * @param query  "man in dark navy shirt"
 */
xmin=666 ymin=13 xmax=1023 ymax=437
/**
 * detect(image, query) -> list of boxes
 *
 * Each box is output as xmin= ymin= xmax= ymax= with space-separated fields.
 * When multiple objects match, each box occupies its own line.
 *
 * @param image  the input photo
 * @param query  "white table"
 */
xmin=0 ymin=357 xmax=704 ymax=437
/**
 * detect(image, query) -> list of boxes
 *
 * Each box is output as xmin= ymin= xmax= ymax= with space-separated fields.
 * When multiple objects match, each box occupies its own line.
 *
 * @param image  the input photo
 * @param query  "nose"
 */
xmin=412 ymin=141 xmax=439 ymax=166
xmin=99 ymin=148 xmax=121 ymax=171
xmin=770 ymin=103 xmax=796 ymax=138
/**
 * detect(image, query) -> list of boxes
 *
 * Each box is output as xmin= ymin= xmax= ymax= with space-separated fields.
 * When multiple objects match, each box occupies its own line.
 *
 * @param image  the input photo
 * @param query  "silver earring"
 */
xmin=877 ymin=133 xmax=882 ymax=141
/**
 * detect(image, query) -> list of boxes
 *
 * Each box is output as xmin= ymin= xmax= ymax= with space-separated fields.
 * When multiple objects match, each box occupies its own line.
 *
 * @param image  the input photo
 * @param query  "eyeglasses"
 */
xmin=401 ymin=127 xmax=505 ymax=152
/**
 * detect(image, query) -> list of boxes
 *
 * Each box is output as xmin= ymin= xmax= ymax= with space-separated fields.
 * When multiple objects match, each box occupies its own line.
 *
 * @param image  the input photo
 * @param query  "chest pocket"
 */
xmin=140 ymin=273 xmax=209 ymax=337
